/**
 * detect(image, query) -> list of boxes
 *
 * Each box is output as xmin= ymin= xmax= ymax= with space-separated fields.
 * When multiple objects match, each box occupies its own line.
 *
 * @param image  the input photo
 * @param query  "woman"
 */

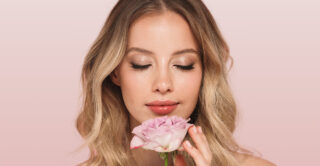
xmin=75 ymin=0 xmax=276 ymax=165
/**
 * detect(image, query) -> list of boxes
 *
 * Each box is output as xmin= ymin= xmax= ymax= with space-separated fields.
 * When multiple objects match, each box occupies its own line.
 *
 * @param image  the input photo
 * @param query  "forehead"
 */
xmin=127 ymin=11 xmax=199 ymax=54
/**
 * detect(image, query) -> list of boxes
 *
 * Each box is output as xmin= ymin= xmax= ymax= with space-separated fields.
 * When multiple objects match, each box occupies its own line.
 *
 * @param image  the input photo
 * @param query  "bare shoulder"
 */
xmin=234 ymin=153 xmax=277 ymax=166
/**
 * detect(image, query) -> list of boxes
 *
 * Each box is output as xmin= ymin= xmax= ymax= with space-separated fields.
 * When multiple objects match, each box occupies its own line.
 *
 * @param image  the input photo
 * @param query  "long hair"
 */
xmin=75 ymin=0 xmax=255 ymax=165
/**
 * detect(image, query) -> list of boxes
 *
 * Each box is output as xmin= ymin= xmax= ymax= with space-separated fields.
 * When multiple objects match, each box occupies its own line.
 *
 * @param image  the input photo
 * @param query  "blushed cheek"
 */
xmin=120 ymin=71 xmax=148 ymax=104
xmin=186 ymin=73 xmax=202 ymax=117
xmin=187 ymin=78 xmax=201 ymax=100
xmin=175 ymin=73 xmax=201 ymax=112
xmin=176 ymin=74 xmax=201 ymax=119
xmin=176 ymin=71 xmax=202 ymax=90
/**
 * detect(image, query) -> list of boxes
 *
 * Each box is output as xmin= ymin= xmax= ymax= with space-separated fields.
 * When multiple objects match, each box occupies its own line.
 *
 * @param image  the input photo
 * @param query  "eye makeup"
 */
xmin=174 ymin=64 xmax=194 ymax=70
xmin=130 ymin=62 xmax=195 ymax=71
xmin=130 ymin=62 xmax=151 ymax=70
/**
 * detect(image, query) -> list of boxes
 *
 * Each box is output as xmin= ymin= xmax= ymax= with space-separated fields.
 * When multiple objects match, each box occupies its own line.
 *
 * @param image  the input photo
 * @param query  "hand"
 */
xmin=174 ymin=125 xmax=212 ymax=166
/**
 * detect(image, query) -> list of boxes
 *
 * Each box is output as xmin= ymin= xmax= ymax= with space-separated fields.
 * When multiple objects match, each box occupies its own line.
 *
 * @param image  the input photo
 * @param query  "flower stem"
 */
xmin=165 ymin=152 xmax=168 ymax=166
xmin=159 ymin=152 xmax=169 ymax=166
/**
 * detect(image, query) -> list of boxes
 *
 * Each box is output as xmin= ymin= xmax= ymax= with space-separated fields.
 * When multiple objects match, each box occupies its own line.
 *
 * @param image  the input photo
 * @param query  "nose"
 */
xmin=152 ymin=68 xmax=174 ymax=94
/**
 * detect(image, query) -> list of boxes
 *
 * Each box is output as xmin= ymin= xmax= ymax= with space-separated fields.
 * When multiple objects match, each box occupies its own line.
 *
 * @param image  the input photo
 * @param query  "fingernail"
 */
xmin=192 ymin=126 xmax=197 ymax=133
xmin=185 ymin=140 xmax=192 ymax=148
xmin=198 ymin=126 xmax=203 ymax=133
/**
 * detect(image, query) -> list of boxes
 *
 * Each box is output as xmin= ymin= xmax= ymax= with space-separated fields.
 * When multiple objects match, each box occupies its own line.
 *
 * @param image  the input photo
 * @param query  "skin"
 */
xmin=111 ymin=10 xmax=276 ymax=166
xmin=112 ymin=11 xmax=202 ymax=125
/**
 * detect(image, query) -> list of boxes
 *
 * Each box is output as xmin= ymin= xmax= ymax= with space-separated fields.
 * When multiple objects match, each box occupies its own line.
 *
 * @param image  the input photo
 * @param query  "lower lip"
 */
xmin=147 ymin=104 xmax=178 ymax=115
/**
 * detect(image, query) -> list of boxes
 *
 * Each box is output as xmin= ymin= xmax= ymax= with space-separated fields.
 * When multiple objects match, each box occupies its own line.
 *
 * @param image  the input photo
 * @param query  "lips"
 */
xmin=146 ymin=100 xmax=179 ymax=115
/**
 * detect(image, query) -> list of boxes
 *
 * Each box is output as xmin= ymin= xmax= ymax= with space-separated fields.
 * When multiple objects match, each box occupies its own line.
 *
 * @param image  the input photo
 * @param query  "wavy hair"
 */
xmin=75 ymin=0 xmax=255 ymax=165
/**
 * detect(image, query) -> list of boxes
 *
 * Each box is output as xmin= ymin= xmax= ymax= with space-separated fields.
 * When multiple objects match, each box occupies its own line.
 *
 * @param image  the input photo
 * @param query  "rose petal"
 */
xmin=142 ymin=141 xmax=161 ymax=150
xmin=154 ymin=132 xmax=172 ymax=147
xmin=130 ymin=136 xmax=145 ymax=149
xmin=129 ymin=115 xmax=193 ymax=152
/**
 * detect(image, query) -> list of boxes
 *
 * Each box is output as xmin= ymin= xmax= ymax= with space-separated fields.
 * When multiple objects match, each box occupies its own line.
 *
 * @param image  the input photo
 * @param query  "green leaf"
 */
xmin=159 ymin=152 xmax=167 ymax=160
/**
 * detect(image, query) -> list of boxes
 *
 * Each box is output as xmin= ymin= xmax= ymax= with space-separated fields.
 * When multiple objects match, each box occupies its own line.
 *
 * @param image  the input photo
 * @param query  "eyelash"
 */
xmin=130 ymin=63 xmax=194 ymax=70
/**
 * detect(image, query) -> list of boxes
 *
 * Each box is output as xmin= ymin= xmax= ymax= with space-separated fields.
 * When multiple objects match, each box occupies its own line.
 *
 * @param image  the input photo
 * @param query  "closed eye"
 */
xmin=130 ymin=63 xmax=151 ymax=70
xmin=130 ymin=63 xmax=194 ymax=71
xmin=174 ymin=64 xmax=194 ymax=70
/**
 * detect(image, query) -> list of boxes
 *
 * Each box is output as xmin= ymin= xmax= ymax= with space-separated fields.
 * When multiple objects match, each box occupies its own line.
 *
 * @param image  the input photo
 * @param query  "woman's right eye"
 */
xmin=130 ymin=63 xmax=151 ymax=70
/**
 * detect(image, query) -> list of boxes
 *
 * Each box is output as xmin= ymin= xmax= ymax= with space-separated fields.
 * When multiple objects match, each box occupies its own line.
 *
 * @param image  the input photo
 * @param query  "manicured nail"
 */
xmin=185 ymin=140 xmax=192 ymax=148
xmin=192 ymin=126 xmax=197 ymax=133
xmin=198 ymin=126 xmax=203 ymax=133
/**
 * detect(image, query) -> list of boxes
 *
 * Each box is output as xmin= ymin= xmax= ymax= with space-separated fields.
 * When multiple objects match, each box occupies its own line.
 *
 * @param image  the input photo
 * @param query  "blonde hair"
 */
xmin=75 ymin=0 xmax=255 ymax=165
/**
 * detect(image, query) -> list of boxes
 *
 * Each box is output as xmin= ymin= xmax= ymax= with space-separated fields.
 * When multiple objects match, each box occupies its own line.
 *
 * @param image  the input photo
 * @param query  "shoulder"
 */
xmin=234 ymin=153 xmax=277 ymax=166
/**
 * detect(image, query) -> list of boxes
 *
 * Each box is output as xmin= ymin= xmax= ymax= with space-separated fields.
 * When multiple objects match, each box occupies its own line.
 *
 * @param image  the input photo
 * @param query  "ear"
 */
xmin=110 ymin=68 xmax=121 ymax=86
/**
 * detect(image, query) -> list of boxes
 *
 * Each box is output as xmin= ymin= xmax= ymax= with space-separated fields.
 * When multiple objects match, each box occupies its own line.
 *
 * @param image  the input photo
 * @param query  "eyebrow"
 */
xmin=125 ymin=47 xmax=201 ymax=56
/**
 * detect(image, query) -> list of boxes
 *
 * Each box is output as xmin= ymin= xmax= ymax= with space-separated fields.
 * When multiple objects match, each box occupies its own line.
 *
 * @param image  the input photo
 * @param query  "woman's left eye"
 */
xmin=175 ymin=64 xmax=194 ymax=70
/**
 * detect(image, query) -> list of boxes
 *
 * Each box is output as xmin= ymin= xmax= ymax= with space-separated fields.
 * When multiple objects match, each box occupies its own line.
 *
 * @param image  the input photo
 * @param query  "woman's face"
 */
xmin=111 ymin=11 xmax=202 ymax=128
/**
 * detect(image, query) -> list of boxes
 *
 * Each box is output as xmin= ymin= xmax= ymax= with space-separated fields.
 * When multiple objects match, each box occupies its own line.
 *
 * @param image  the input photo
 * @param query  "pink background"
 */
xmin=0 ymin=0 xmax=319 ymax=165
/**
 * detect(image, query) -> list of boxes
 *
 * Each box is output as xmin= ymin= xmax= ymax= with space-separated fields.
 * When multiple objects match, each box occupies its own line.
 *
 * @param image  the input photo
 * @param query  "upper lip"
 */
xmin=146 ymin=100 xmax=178 ymax=106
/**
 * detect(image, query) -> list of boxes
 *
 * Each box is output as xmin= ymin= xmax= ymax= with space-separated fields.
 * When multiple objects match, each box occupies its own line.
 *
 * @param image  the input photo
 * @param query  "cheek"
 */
xmin=175 ymin=70 xmax=202 ymax=95
xmin=175 ymin=70 xmax=202 ymax=116
xmin=119 ymin=69 xmax=149 ymax=105
xmin=118 ymin=69 xmax=152 ymax=123
xmin=121 ymin=72 xmax=144 ymax=90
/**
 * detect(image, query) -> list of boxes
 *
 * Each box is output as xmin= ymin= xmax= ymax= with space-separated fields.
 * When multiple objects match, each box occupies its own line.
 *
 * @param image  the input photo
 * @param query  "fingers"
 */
xmin=182 ymin=140 xmax=208 ymax=166
xmin=182 ymin=125 xmax=212 ymax=166
xmin=189 ymin=125 xmax=212 ymax=161
xmin=196 ymin=126 xmax=212 ymax=161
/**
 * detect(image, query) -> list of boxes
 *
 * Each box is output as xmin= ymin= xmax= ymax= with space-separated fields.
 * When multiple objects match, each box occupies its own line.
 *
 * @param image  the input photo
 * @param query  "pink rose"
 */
xmin=130 ymin=115 xmax=193 ymax=152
